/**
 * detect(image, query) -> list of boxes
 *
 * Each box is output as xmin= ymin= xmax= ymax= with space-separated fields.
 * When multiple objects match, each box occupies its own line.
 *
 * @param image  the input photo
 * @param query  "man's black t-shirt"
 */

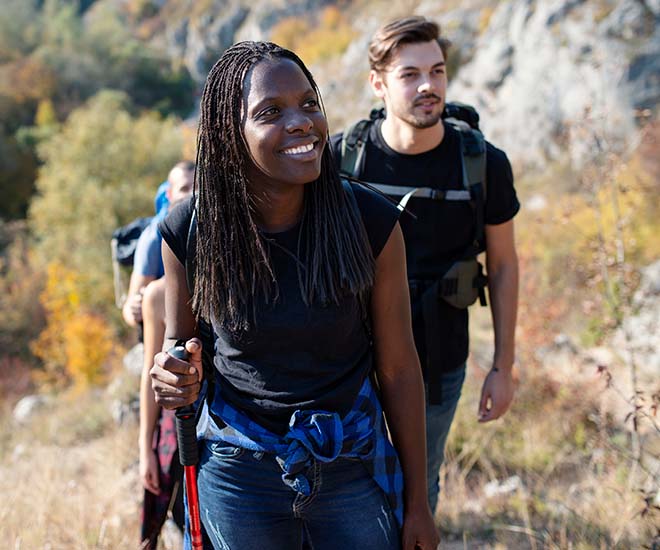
xmin=331 ymin=119 xmax=519 ymax=374
xmin=159 ymin=184 xmax=398 ymax=434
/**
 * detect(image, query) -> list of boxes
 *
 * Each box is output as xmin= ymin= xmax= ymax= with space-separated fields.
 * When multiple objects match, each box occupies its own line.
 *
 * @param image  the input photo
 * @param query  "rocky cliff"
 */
xmin=147 ymin=0 xmax=659 ymax=170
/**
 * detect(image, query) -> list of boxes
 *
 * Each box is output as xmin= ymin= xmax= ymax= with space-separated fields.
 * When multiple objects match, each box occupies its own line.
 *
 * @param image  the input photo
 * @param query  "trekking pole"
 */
xmin=168 ymin=344 xmax=203 ymax=550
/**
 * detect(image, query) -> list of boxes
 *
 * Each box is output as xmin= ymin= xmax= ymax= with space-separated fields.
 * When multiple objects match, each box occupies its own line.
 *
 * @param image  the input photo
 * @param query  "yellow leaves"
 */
xmin=270 ymin=6 xmax=356 ymax=66
xmin=31 ymin=262 xmax=115 ymax=390
xmin=35 ymin=98 xmax=57 ymax=127
xmin=62 ymin=312 xmax=113 ymax=389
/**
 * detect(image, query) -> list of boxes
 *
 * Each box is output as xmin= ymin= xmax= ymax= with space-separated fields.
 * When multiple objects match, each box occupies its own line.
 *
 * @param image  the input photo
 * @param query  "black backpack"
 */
xmin=110 ymin=216 xmax=153 ymax=308
xmin=338 ymin=102 xmax=488 ymax=309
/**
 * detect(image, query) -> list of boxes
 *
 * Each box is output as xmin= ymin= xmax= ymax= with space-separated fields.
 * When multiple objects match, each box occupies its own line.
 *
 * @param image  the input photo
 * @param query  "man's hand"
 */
xmin=123 ymin=287 xmax=144 ymax=325
xmin=478 ymin=367 xmax=515 ymax=423
xmin=402 ymin=505 xmax=440 ymax=550
xmin=150 ymin=338 xmax=203 ymax=410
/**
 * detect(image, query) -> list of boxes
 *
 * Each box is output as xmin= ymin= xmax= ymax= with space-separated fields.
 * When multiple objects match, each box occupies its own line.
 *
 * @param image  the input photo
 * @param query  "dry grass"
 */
xmin=1 ymin=386 xmax=142 ymax=549
xmin=435 ymin=314 xmax=658 ymax=549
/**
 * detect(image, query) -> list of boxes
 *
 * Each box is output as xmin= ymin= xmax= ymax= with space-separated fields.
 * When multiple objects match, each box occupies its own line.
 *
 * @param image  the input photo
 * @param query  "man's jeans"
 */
xmin=191 ymin=439 xmax=401 ymax=550
xmin=426 ymin=364 xmax=467 ymax=512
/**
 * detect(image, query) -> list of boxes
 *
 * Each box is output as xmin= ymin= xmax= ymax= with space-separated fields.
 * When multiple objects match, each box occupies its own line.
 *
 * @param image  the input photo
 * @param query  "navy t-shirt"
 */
xmin=159 ymin=183 xmax=398 ymax=434
xmin=331 ymin=119 xmax=520 ymax=373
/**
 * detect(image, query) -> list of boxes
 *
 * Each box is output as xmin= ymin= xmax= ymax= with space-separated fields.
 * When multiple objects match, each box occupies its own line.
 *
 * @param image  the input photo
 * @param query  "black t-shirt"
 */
xmin=331 ymin=119 xmax=519 ymax=373
xmin=159 ymin=184 xmax=398 ymax=434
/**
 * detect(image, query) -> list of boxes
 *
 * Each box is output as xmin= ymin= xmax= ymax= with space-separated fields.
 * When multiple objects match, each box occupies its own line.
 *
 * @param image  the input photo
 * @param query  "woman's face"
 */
xmin=242 ymin=58 xmax=328 ymax=190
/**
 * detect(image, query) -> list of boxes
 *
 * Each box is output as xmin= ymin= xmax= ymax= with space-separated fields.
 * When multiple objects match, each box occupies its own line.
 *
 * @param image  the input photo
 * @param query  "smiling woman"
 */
xmin=148 ymin=41 xmax=439 ymax=550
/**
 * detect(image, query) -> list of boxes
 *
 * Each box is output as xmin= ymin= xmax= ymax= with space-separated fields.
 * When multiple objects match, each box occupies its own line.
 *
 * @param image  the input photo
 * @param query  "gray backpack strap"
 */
xmin=366 ymin=183 xmax=472 ymax=213
xmin=340 ymin=119 xmax=372 ymax=177
xmin=446 ymin=118 xmax=487 ymax=199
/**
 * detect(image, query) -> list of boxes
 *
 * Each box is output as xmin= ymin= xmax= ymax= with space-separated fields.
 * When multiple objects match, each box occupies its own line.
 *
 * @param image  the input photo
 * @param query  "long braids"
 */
xmin=193 ymin=41 xmax=374 ymax=331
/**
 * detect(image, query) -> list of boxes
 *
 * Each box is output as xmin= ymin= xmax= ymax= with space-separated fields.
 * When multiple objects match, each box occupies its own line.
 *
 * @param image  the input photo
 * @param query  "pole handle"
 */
xmin=168 ymin=344 xmax=199 ymax=467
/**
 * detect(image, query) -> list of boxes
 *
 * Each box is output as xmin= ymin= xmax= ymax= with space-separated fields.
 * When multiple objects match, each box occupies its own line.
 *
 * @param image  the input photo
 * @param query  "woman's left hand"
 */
xmin=402 ymin=505 xmax=440 ymax=550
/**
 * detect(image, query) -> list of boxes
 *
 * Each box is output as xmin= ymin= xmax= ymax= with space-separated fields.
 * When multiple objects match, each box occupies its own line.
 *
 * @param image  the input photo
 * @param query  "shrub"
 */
xmin=31 ymin=263 xmax=115 ymax=389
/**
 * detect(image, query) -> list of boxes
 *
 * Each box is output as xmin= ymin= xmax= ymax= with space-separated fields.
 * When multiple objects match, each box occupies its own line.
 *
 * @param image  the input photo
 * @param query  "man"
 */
xmin=122 ymin=161 xmax=195 ymax=327
xmin=331 ymin=16 xmax=520 ymax=512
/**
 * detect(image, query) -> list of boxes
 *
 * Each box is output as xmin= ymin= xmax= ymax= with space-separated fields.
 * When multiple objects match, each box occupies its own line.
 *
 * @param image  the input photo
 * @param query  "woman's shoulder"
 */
xmin=158 ymin=196 xmax=195 ymax=264
xmin=346 ymin=180 xmax=399 ymax=258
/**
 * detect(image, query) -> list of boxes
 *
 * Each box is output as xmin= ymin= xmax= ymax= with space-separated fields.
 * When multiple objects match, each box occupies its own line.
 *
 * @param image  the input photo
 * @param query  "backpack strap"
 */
xmin=340 ymin=119 xmax=371 ymax=177
xmin=185 ymin=204 xmax=197 ymax=296
xmin=450 ymin=121 xmax=487 ymax=259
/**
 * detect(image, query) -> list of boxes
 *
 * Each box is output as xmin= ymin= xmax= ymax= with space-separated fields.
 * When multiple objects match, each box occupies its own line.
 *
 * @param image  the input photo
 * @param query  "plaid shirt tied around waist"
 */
xmin=201 ymin=375 xmax=404 ymax=528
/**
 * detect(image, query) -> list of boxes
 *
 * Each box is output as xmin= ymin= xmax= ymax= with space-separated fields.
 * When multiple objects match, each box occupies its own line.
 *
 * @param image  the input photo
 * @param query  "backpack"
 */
xmin=110 ymin=216 xmax=153 ymax=308
xmin=339 ymin=102 xmax=488 ymax=309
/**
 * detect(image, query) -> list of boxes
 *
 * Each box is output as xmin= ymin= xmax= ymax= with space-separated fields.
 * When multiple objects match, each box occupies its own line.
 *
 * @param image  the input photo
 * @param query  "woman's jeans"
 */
xmin=425 ymin=364 xmax=467 ymax=512
xmin=195 ymin=439 xmax=401 ymax=550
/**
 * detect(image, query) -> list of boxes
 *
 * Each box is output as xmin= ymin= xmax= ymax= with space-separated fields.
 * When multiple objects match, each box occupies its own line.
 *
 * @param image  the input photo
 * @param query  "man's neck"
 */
xmin=380 ymin=116 xmax=445 ymax=155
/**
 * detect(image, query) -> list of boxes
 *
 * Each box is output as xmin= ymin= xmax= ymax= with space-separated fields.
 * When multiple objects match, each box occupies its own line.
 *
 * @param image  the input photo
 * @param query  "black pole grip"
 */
xmin=168 ymin=345 xmax=199 ymax=467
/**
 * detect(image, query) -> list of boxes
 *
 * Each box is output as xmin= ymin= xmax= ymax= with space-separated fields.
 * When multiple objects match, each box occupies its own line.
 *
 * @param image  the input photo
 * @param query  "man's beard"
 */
xmin=396 ymin=94 xmax=444 ymax=129
xmin=405 ymin=111 xmax=443 ymax=129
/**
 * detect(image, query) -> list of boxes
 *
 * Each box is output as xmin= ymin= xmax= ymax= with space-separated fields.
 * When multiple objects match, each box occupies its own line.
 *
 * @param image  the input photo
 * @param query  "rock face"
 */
xmin=156 ymin=0 xmax=657 ymax=169
xmin=448 ymin=0 xmax=660 ymax=168
xmin=163 ymin=0 xmax=334 ymax=83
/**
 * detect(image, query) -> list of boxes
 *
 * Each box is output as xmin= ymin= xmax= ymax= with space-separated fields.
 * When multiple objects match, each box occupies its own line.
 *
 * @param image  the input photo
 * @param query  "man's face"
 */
xmin=370 ymin=40 xmax=447 ymax=129
xmin=168 ymin=167 xmax=194 ymax=205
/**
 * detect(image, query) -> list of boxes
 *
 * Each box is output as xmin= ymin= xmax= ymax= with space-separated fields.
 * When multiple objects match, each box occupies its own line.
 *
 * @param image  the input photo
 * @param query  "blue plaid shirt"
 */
xmin=200 ymin=375 xmax=404 ymax=528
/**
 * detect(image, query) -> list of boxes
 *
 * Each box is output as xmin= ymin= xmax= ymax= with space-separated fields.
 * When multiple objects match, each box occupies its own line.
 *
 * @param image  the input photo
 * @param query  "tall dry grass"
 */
xmin=1 ymin=386 xmax=141 ymax=549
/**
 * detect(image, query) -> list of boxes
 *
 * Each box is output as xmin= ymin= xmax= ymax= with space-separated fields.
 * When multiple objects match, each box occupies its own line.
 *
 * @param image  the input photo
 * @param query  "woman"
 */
xmin=138 ymin=278 xmax=184 ymax=548
xmin=150 ymin=41 xmax=438 ymax=550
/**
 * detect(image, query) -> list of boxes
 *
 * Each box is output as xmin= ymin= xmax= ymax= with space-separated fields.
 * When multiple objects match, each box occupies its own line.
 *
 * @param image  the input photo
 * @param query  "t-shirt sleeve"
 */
xmin=158 ymin=196 xmax=194 ymax=265
xmin=351 ymin=182 xmax=399 ymax=258
xmin=485 ymin=142 xmax=520 ymax=225
xmin=132 ymin=221 xmax=163 ymax=277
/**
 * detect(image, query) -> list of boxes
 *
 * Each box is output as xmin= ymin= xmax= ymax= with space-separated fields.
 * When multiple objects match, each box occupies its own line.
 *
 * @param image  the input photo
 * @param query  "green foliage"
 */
xmin=0 ymin=0 xmax=195 ymax=220
xmin=28 ymin=90 xmax=183 ymax=311
xmin=0 ymin=222 xmax=45 ymax=358
xmin=0 ymin=0 xmax=41 ymax=62
xmin=0 ymin=129 xmax=38 ymax=219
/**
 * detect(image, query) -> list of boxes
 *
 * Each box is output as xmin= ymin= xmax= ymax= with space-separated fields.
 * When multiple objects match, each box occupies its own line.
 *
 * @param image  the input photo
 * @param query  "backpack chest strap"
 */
xmin=367 ymin=183 xmax=472 ymax=213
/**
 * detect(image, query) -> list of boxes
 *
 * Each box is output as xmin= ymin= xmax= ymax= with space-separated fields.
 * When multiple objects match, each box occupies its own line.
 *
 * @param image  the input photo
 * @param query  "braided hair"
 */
xmin=193 ymin=41 xmax=374 ymax=332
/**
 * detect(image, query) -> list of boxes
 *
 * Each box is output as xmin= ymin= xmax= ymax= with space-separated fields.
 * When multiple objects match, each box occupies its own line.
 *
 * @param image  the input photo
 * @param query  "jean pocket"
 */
xmin=206 ymin=440 xmax=245 ymax=460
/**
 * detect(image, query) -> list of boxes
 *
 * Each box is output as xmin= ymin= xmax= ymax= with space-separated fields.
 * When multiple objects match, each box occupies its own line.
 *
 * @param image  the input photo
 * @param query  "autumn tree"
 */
xmin=29 ymin=90 xmax=184 ymax=311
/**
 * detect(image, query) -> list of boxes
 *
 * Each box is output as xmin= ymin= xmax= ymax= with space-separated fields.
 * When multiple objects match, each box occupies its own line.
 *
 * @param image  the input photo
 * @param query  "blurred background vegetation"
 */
xmin=0 ymin=0 xmax=658 ymax=548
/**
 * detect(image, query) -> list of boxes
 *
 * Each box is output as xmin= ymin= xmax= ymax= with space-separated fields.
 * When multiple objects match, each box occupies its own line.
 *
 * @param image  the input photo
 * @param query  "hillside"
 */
xmin=0 ymin=0 xmax=658 ymax=548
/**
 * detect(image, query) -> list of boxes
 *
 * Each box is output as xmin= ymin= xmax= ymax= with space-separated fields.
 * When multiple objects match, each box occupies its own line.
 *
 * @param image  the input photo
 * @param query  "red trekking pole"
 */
xmin=168 ymin=344 xmax=203 ymax=550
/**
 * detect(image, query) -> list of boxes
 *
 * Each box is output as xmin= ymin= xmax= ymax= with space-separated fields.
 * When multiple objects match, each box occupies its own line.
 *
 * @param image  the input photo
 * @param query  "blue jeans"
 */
xmin=426 ymin=365 xmax=467 ymax=512
xmin=193 ymin=439 xmax=401 ymax=550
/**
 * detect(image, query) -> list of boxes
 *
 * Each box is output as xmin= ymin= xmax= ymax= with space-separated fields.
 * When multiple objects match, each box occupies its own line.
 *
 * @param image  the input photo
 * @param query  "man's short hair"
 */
xmin=368 ymin=16 xmax=452 ymax=73
xmin=174 ymin=160 xmax=195 ymax=172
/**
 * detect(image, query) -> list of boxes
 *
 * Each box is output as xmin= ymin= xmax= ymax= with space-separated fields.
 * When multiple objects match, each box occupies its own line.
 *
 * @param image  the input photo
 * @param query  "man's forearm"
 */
xmin=488 ymin=260 xmax=518 ymax=371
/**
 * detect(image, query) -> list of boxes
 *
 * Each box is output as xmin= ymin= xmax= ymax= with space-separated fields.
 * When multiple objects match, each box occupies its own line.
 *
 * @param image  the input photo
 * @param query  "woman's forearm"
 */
xmin=378 ymin=364 xmax=429 ymax=511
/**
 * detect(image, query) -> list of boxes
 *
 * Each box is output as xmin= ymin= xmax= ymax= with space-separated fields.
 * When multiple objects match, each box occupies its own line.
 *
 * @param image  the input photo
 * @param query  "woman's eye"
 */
xmin=304 ymin=98 xmax=319 ymax=108
xmin=261 ymin=107 xmax=279 ymax=117
xmin=401 ymin=72 xmax=415 ymax=79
